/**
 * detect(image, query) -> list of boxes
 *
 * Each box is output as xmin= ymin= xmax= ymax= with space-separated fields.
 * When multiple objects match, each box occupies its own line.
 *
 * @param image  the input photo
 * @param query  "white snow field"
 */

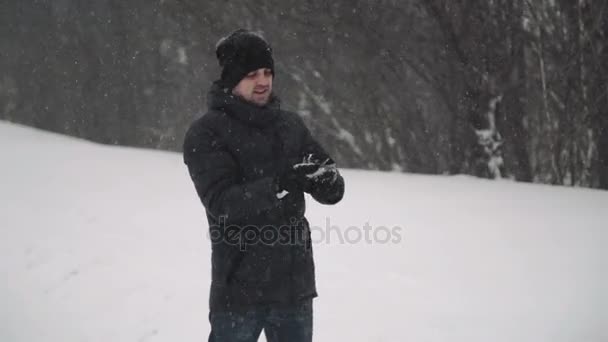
xmin=1 ymin=120 xmax=607 ymax=342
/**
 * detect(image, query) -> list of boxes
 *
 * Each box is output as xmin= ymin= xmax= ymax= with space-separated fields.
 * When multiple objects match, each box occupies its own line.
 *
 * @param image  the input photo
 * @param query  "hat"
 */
xmin=215 ymin=29 xmax=274 ymax=90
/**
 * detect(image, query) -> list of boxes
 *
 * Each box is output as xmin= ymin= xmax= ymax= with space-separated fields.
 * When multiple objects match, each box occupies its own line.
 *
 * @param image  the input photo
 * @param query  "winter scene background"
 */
xmin=1 ymin=1 xmax=607 ymax=341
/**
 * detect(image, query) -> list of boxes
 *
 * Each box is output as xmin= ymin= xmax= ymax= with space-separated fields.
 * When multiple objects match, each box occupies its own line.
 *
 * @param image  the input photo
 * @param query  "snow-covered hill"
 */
xmin=1 ymin=121 xmax=606 ymax=342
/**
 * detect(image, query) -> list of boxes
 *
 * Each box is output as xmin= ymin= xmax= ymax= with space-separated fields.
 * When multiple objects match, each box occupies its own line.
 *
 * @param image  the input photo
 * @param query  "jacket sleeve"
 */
xmin=183 ymin=124 xmax=281 ymax=222
xmin=296 ymin=116 xmax=345 ymax=205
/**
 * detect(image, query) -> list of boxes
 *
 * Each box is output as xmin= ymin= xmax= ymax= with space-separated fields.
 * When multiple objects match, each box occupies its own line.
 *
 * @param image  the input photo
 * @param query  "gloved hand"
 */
xmin=304 ymin=155 xmax=339 ymax=188
xmin=307 ymin=163 xmax=339 ymax=185
xmin=275 ymin=156 xmax=321 ymax=194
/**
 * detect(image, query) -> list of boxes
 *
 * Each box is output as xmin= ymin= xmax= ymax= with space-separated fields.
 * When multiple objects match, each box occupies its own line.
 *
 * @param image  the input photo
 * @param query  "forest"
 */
xmin=2 ymin=0 xmax=607 ymax=189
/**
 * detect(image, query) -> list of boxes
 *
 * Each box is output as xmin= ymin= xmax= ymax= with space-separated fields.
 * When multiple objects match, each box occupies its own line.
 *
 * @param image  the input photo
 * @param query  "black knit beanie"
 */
xmin=215 ymin=29 xmax=274 ymax=90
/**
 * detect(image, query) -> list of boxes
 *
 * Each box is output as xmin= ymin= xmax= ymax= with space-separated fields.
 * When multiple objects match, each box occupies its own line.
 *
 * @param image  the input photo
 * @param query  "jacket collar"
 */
xmin=207 ymin=80 xmax=281 ymax=129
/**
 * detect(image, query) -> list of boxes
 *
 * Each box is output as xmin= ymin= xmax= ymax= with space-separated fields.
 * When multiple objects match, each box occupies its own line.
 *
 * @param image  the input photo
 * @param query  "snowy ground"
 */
xmin=1 ymin=120 xmax=607 ymax=342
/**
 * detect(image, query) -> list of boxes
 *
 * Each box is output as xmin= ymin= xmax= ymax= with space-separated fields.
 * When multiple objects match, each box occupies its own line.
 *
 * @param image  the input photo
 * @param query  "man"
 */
xmin=183 ymin=29 xmax=345 ymax=342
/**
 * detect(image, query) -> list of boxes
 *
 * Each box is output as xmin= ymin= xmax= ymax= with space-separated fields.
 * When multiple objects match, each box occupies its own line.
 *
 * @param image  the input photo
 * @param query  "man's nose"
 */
xmin=256 ymin=74 xmax=270 ymax=87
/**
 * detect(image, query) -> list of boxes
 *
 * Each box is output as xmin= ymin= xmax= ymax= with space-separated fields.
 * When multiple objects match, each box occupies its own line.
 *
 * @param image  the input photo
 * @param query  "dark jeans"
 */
xmin=208 ymin=299 xmax=313 ymax=342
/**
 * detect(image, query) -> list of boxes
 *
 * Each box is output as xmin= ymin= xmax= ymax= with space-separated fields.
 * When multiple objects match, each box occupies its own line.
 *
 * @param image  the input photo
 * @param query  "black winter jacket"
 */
xmin=183 ymin=81 xmax=345 ymax=311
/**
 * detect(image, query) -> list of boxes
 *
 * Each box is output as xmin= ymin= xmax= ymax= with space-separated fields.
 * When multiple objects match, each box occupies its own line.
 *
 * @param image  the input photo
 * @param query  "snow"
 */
xmin=1 ymin=120 xmax=607 ymax=342
xmin=177 ymin=47 xmax=188 ymax=65
xmin=333 ymin=118 xmax=363 ymax=157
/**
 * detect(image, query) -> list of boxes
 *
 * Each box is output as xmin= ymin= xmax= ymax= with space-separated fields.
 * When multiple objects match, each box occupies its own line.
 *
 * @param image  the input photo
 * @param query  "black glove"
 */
xmin=307 ymin=162 xmax=339 ymax=189
xmin=275 ymin=159 xmax=320 ymax=194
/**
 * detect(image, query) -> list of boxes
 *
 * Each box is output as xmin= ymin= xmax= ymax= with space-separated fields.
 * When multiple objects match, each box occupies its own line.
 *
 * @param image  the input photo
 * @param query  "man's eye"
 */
xmin=246 ymin=73 xmax=256 ymax=78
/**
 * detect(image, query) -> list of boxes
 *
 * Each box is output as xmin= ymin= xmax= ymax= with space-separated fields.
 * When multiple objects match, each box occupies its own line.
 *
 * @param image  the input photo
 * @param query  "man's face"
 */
xmin=232 ymin=68 xmax=273 ymax=106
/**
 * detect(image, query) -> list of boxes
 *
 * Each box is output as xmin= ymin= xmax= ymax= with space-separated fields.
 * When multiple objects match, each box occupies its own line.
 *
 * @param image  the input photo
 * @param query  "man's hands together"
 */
xmin=276 ymin=154 xmax=339 ymax=197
